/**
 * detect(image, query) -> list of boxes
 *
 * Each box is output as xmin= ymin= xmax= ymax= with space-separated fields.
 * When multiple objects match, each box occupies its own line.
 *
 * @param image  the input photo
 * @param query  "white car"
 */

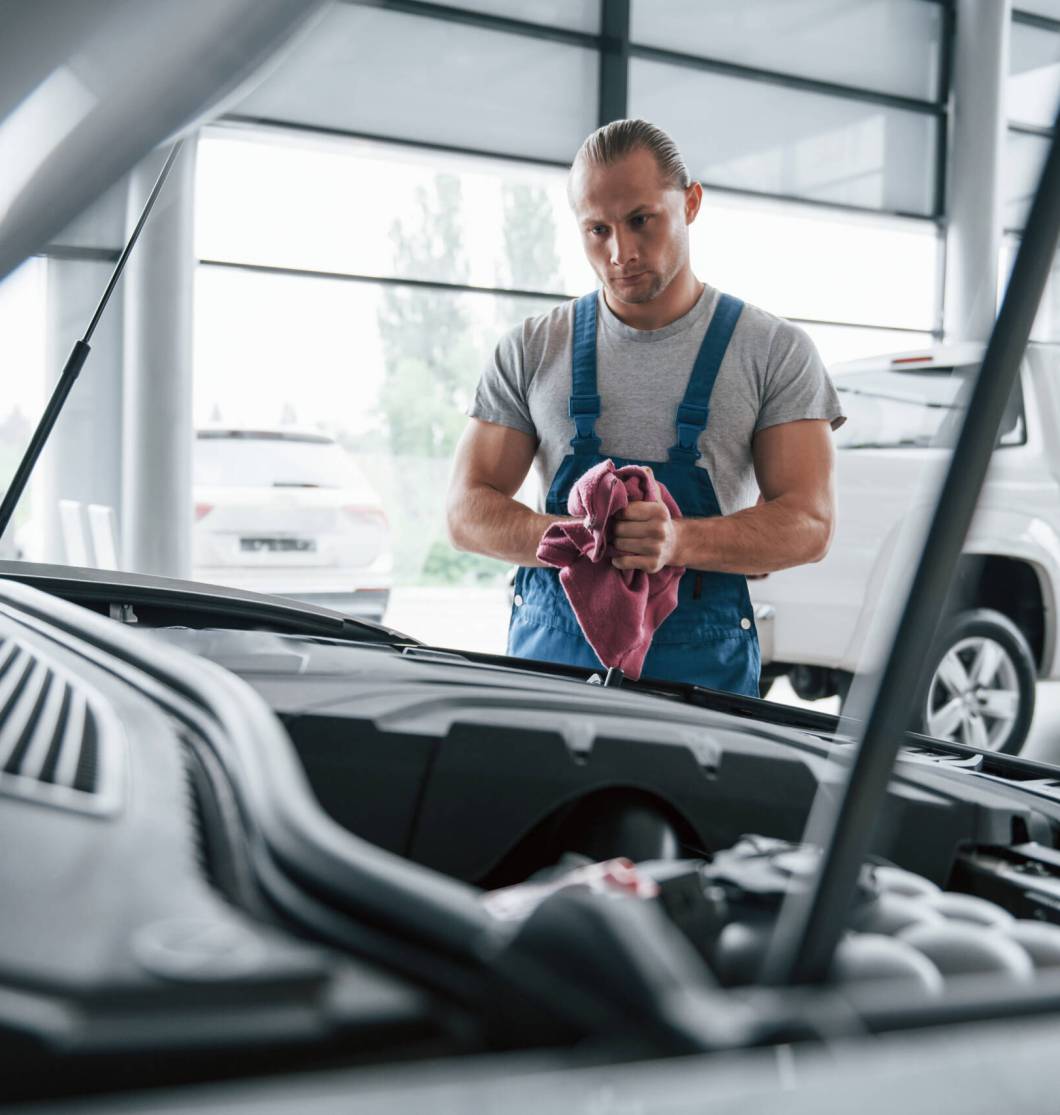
xmin=752 ymin=342 xmax=1060 ymax=754
xmin=192 ymin=428 xmax=392 ymax=619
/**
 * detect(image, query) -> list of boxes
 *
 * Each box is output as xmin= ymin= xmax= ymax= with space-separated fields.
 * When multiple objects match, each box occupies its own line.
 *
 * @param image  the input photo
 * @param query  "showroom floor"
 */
xmin=384 ymin=586 xmax=1060 ymax=766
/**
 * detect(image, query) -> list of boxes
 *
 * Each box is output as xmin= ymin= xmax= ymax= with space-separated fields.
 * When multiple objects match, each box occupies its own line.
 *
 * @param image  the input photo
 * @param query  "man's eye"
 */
xmin=631 ymin=214 xmax=650 ymax=227
xmin=590 ymin=225 xmax=607 ymax=236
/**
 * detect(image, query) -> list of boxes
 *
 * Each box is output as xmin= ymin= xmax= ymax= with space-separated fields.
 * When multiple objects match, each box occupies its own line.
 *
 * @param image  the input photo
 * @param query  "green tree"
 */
xmin=373 ymin=175 xmax=567 ymax=587
xmin=501 ymin=182 xmax=563 ymax=294
xmin=377 ymin=175 xmax=478 ymax=460
xmin=495 ymin=182 xmax=566 ymax=336
xmin=375 ymin=175 xmax=504 ymax=585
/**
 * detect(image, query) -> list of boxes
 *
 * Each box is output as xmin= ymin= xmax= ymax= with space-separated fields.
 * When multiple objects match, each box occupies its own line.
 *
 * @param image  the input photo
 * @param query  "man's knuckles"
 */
xmin=618 ymin=502 xmax=668 ymax=521
xmin=613 ymin=520 xmax=667 ymax=541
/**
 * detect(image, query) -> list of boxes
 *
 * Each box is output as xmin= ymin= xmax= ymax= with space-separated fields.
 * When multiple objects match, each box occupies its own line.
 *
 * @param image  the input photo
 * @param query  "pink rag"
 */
xmin=535 ymin=458 xmax=685 ymax=679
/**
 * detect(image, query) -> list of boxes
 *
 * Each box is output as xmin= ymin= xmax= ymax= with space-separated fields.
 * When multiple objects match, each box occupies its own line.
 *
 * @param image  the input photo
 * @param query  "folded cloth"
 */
xmin=536 ymin=458 xmax=685 ymax=679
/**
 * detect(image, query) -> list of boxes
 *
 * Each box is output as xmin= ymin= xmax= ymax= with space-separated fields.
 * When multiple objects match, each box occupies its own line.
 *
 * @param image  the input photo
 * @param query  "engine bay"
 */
xmin=149 ymin=624 xmax=1060 ymax=995
xmin=10 ymin=585 xmax=1060 ymax=1102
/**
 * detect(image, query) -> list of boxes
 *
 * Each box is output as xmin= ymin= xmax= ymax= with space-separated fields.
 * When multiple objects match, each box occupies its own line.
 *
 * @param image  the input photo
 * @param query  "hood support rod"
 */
xmin=0 ymin=142 xmax=183 ymax=546
xmin=762 ymin=110 xmax=1060 ymax=987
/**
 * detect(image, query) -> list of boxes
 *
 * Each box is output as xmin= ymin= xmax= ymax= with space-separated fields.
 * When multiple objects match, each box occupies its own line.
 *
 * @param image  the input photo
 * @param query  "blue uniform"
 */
xmin=507 ymin=291 xmax=760 ymax=696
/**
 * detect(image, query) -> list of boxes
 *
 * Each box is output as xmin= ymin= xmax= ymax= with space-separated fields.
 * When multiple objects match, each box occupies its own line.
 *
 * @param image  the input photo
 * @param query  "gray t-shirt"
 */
xmin=467 ymin=284 xmax=845 ymax=515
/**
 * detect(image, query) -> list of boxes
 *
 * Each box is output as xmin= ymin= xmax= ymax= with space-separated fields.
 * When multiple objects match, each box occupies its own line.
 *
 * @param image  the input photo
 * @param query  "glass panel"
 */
xmin=426 ymin=0 xmax=600 ymax=33
xmin=1004 ymin=128 xmax=1051 ymax=229
xmin=800 ymin=323 xmax=935 ymax=365
xmin=194 ymin=131 xmax=938 ymax=657
xmin=0 ymin=259 xmax=46 ymax=560
xmin=630 ymin=59 xmax=938 ymax=215
xmin=691 ymin=190 xmax=938 ymax=330
xmin=1001 ymin=233 xmax=1060 ymax=342
xmin=193 ymin=265 xmax=556 ymax=616
xmin=198 ymin=130 xmax=937 ymax=334
xmin=1014 ymin=2 xmax=1060 ymax=19
xmin=1009 ymin=21 xmax=1060 ymax=128
xmin=196 ymin=127 xmax=594 ymax=294
xmin=631 ymin=0 xmax=943 ymax=101
xmin=233 ymin=5 xmax=597 ymax=164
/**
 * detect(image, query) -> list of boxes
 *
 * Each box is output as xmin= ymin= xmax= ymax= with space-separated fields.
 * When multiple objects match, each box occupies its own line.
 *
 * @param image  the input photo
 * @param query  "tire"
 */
xmin=917 ymin=608 xmax=1036 ymax=755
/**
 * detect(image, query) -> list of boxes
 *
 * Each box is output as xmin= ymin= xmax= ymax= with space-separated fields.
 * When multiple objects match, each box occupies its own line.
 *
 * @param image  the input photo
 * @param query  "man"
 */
xmin=447 ymin=119 xmax=844 ymax=697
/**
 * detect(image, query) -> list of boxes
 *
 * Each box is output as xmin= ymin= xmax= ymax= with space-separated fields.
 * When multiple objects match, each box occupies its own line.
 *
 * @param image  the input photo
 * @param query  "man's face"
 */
xmin=569 ymin=147 xmax=700 ymax=307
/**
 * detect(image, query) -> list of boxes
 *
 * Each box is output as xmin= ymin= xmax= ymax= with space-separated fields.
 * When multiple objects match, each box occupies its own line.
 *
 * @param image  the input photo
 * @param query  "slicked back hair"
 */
xmin=571 ymin=119 xmax=692 ymax=191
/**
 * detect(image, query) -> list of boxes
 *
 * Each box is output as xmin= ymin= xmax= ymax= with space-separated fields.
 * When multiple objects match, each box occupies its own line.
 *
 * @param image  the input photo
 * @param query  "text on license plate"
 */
xmin=240 ymin=537 xmax=317 ymax=553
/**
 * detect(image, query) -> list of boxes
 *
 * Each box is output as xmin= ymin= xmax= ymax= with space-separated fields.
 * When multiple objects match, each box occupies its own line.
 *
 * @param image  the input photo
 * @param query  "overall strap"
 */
xmin=669 ymin=293 xmax=744 ymax=463
xmin=568 ymin=291 xmax=601 ymax=453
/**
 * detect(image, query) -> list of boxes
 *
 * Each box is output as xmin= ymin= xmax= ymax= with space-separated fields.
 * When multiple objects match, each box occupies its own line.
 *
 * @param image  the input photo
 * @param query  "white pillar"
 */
xmin=943 ymin=0 xmax=1011 ymax=342
xmin=121 ymin=138 xmax=197 ymax=579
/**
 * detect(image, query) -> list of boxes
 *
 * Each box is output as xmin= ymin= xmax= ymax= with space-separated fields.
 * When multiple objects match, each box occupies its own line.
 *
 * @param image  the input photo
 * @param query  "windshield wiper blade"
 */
xmin=762 ymin=107 xmax=1060 ymax=987
xmin=843 ymin=438 xmax=937 ymax=449
xmin=0 ymin=143 xmax=183 ymax=545
xmin=836 ymin=386 xmax=955 ymax=409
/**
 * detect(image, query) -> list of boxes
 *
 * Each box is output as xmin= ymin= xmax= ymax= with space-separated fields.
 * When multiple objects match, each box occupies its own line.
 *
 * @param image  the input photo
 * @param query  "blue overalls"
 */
xmin=507 ymin=290 xmax=760 ymax=697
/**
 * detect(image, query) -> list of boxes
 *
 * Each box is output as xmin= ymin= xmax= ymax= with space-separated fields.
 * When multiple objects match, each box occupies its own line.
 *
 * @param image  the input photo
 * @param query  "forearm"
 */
xmin=447 ymin=483 xmax=569 ymax=567
xmin=674 ymin=497 xmax=833 ymax=576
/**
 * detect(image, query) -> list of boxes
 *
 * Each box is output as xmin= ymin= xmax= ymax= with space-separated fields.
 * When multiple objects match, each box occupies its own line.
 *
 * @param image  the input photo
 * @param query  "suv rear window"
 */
xmin=194 ymin=434 xmax=364 ymax=489
xmin=833 ymin=364 xmax=1026 ymax=450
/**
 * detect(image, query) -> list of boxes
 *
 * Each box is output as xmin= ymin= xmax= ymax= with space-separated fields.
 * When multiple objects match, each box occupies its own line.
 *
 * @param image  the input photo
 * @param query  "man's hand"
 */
xmin=612 ymin=498 xmax=679 ymax=573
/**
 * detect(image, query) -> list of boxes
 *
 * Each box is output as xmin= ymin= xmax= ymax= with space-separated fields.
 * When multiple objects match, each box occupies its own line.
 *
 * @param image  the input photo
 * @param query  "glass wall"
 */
xmin=629 ymin=61 xmax=938 ymax=215
xmin=1002 ymin=9 xmax=1060 ymax=340
xmin=1005 ymin=10 xmax=1060 ymax=230
xmin=192 ymin=118 xmax=941 ymax=650
xmin=196 ymin=128 xmax=592 ymax=293
xmin=6 ymin=0 xmax=950 ymax=677
xmin=1009 ymin=17 xmax=1060 ymax=129
xmin=427 ymin=0 xmax=601 ymax=33
xmin=194 ymin=127 xmax=577 ymax=647
xmin=0 ymin=259 xmax=46 ymax=560
xmin=629 ymin=0 xmax=944 ymax=101
xmin=628 ymin=0 xmax=946 ymax=218
xmin=233 ymin=4 xmax=598 ymax=163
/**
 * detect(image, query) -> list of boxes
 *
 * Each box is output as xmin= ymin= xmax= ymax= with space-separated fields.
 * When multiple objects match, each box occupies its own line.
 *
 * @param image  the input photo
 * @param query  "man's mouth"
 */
xmin=613 ymin=273 xmax=647 ymax=284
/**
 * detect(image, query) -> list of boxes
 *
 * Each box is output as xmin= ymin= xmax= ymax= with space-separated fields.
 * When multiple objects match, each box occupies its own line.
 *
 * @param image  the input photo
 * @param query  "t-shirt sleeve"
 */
xmin=755 ymin=320 xmax=847 ymax=433
xmin=465 ymin=325 xmax=537 ymax=437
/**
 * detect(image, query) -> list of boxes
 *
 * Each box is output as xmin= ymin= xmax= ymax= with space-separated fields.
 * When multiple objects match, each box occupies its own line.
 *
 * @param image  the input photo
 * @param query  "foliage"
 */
xmin=420 ymin=538 xmax=508 ymax=586
xmin=501 ymin=182 xmax=563 ymax=294
xmin=375 ymin=174 xmax=563 ymax=586
xmin=377 ymin=175 xmax=478 ymax=461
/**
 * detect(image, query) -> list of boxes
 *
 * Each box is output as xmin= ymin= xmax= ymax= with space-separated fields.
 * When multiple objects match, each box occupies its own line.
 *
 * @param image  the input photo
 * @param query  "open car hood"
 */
xmin=0 ymin=0 xmax=324 ymax=285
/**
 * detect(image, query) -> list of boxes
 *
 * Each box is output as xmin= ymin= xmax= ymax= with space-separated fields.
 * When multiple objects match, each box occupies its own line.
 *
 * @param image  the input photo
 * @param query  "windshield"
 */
xmin=834 ymin=365 xmax=1027 ymax=449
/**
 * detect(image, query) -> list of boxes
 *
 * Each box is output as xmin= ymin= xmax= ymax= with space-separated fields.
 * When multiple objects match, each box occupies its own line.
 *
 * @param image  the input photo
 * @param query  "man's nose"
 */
xmin=609 ymin=229 xmax=637 ymax=269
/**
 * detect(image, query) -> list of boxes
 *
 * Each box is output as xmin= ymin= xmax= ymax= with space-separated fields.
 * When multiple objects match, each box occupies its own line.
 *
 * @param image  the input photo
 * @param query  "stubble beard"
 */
xmin=606 ymin=257 xmax=680 ymax=306
xmin=609 ymin=272 xmax=664 ymax=304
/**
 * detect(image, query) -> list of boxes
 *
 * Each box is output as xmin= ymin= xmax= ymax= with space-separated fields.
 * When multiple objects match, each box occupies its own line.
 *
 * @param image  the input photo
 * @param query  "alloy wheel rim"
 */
xmin=925 ymin=635 xmax=1021 ymax=750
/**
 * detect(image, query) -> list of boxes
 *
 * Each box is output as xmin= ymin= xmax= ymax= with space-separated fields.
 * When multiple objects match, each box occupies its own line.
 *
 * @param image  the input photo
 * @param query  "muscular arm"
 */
xmin=446 ymin=418 xmax=570 ymax=567
xmin=612 ymin=418 xmax=836 ymax=576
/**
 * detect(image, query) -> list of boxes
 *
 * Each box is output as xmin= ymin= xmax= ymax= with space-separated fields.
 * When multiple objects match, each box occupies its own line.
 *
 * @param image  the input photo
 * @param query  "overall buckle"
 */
xmin=675 ymin=402 xmax=708 ymax=455
xmin=569 ymin=393 xmax=601 ymax=440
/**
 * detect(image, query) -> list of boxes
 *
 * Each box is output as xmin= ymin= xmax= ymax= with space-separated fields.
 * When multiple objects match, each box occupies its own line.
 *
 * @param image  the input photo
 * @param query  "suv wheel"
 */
xmin=919 ymin=608 xmax=1036 ymax=755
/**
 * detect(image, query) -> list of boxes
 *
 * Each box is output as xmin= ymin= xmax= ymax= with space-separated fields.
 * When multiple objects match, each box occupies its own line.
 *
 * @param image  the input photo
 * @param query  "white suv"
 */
xmin=752 ymin=342 xmax=1060 ymax=754
xmin=192 ymin=429 xmax=393 ymax=620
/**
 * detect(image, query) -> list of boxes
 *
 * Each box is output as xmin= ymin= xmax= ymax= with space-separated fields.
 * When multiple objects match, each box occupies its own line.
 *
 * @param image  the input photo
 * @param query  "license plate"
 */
xmin=240 ymin=537 xmax=317 ymax=553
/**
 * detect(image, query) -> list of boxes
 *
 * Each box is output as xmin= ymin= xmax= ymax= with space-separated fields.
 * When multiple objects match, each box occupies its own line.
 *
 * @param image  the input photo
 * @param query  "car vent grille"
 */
xmin=0 ymin=636 xmax=121 ymax=814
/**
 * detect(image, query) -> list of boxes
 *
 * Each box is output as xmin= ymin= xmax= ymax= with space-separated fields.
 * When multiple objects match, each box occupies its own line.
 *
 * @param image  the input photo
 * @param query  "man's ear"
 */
xmin=685 ymin=181 xmax=703 ymax=225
